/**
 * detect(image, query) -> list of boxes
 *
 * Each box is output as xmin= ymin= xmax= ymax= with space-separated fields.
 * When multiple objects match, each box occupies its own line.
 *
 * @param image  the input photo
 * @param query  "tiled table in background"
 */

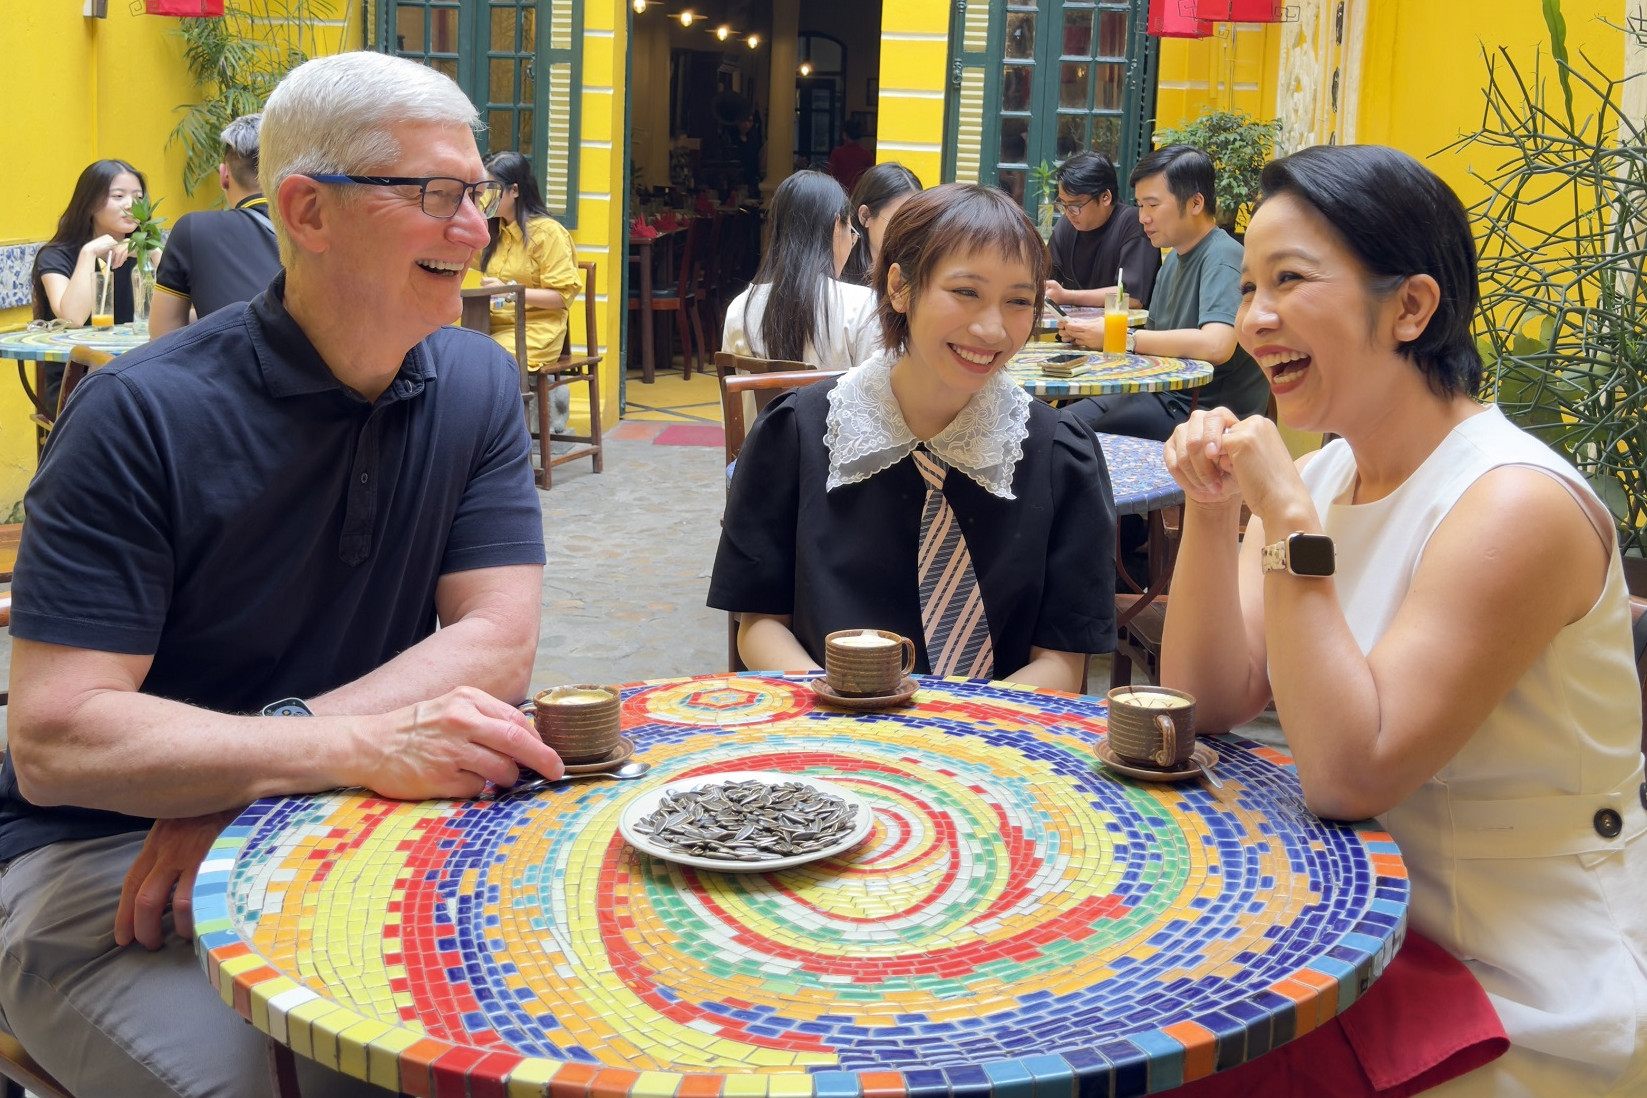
xmin=1006 ymin=345 xmax=1212 ymax=401
xmin=196 ymin=674 xmax=1407 ymax=1097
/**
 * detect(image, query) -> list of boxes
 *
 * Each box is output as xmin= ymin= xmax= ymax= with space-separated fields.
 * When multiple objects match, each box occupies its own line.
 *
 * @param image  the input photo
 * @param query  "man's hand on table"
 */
xmin=116 ymin=808 xmax=242 ymax=950
xmin=346 ymin=685 xmax=564 ymax=801
xmin=1057 ymin=316 xmax=1103 ymax=349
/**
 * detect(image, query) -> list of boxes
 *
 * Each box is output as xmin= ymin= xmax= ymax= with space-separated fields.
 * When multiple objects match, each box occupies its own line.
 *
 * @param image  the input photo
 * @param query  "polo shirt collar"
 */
xmin=248 ymin=270 xmax=436 ymax=401
xmin=235 ymin=194 xmax=269 ymax=210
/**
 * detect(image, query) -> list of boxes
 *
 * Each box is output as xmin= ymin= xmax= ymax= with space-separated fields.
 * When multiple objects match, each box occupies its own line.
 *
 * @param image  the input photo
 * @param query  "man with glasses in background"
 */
xmin=1044 ymin=151 xmax=1161 ymax=312
xmin=0 ymin=51 xmax=558 ymax=1097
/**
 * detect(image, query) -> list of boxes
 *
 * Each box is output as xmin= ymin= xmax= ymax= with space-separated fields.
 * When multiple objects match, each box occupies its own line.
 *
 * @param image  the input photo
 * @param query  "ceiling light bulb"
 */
xmin=632 ymin=0 xmax=645 ymax=10
xmin=746 ymin=33 xmax=760 ymax=48
xmin=679 ymin=10 xmax=694 ymax=26
xmin=798 ymin=61 xmax=813 ymax=76
xmin=716 ymin=24 xmax=730 ymax=40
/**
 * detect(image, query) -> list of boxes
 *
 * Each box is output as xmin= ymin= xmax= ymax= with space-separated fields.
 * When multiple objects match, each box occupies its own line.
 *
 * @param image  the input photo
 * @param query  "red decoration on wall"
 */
xmin=1147 ymin=0 xmax=1214 ymax=38
xmin=1194 ymin=0 xmax=1284 ymax=20
xmin=143 ymin=0 xmax=225 ymax=15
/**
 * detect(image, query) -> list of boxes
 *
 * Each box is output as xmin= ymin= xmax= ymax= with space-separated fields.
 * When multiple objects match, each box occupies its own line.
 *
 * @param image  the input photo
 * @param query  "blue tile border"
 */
xmin=0 ymin=242 xmax=42 ymax=311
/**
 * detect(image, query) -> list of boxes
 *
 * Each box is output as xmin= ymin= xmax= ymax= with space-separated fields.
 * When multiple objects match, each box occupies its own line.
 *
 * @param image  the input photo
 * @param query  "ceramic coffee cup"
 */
xmin=532 ymin=684 xmax=622 ymax=764
xmin=1105 ymin=686 xmax=1197 ymax=769
xmin=824 ymin=629 xmax=917 ymax=697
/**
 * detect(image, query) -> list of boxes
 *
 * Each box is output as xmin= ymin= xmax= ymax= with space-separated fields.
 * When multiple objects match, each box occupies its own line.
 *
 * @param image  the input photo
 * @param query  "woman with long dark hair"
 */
xmin=839 ymin=162 xmax=921 ymax=286
xmin=721 ymin=170 xmax=878 ymax=370
xmin=31 ymin=159 xmax=150 ymax=327
xmin=480 ymin=150 xmax=582 ymax=428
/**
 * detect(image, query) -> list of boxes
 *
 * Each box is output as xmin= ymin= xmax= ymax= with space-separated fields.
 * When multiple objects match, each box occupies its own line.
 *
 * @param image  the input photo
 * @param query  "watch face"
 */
xmin=1289 ymin=534 xmax=1335 ymax=576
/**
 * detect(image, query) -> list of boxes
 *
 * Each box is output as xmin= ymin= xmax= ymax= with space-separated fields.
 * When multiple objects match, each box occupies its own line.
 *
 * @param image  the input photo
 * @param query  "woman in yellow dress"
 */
xmin=480 ymin=150 xmax=583 ymax=432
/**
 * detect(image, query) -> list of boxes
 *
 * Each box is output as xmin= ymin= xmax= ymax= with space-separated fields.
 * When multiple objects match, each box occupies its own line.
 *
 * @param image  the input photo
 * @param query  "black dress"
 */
xmin=708 ymin=379 xmax=1117 ymax=677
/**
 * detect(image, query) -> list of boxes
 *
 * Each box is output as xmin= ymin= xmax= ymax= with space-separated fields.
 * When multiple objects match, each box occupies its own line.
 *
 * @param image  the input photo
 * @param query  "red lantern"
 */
xmin=1147 ymin=0 xmax=1214 ymax=38
xmin=143 ymin=0 xmax=225 ymax=14
xmin=1193 ymin=0 xmax=1284 ymax=20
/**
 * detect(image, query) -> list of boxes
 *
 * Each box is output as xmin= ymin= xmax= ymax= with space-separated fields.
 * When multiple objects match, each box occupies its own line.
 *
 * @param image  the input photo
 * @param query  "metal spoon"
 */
xmin=483 ymin=760 xmax=651 ymax=800
xmin=1193 ymin=757 xmax=1224 ymax=790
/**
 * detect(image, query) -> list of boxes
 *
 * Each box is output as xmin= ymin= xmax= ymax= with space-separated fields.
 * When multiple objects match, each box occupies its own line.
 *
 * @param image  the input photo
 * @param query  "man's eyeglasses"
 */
xmin=1052 ymin=196 xmax=1092 ymax=216
xmin=308 ymin=175 xmax=504 ymax=219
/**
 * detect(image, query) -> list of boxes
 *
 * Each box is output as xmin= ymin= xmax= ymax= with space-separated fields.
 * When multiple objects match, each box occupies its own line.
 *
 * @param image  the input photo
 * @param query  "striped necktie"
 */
xmin=912 ymin=449 xmax=995 ymax=677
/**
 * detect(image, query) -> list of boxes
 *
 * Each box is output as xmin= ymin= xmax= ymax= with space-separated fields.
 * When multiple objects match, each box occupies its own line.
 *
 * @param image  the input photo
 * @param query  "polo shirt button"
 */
xmin=360 ymin=473 xmax=369 ymax=484
xmin=1594 ymin=808 xmax=1623 ymax=839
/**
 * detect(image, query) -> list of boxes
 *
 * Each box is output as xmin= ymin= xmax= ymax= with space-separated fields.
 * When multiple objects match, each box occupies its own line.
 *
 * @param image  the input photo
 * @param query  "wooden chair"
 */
xmin=28 ymin=344 xmax=113 ymax=447
xmin=0 ymin=1028 xmax=70 ymax=1098
xmin=628 ymin=218 xmax=708 ymax=379
xmin=718 ymin=369 xmax=844 ymax=672
xmin=530 ymin=261 xmax=605 ymax=489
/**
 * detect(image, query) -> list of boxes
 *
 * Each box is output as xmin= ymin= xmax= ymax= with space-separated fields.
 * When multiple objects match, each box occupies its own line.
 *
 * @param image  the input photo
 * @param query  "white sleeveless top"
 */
xmin=1302 ymin=406 xmax=1647 ymax=1096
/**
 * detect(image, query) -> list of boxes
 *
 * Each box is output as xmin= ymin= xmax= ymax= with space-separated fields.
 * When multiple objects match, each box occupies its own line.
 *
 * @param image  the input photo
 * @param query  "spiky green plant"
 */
xmin=1452 ymin=12 xmax=1647 ymax=551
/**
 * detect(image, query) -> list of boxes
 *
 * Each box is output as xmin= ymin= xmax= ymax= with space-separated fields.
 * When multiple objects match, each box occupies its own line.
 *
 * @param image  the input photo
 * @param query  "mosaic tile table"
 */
xmin=0 ymin=324 xmax=148 ymax=363
xmin=195 ymin=675 xmax=1408 ymax=1098
xmin=1005 ymin=346 xmax=1212 ymax=400
xmin=1097 ymin=433 xmax=1183 ymax=519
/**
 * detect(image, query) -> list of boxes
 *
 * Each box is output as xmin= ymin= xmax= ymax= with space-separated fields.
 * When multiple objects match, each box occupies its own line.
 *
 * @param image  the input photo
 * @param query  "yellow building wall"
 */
xmin=872 ymin=0 xmax=949 ymax=187
xmin=1154 ymin=23 xmax=1282 ymax=132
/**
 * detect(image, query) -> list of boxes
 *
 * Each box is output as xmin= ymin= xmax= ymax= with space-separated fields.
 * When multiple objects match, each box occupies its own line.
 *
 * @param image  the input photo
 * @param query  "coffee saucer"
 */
xmin=1095 ymin=740 xmax=1220 ymax=783
xmin=810 ymin=676 xmax=920 ymax=711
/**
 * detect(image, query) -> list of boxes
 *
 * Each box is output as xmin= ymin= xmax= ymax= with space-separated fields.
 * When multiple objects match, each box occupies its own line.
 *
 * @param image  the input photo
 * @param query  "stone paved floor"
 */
xmin=0 ymin=366 xmax=1283 ymax=749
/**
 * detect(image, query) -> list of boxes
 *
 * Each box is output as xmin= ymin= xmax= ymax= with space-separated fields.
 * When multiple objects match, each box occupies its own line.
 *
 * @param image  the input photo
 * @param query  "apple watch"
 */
xmin=1260 ymin=532 xmax=1335 ymax=577
xmin=261 ymin=698 xmax=313 ymax=717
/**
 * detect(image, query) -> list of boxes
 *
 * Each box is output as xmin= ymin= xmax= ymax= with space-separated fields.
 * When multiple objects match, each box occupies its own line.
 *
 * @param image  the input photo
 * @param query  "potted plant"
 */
xmin=1151 ymin=108 xmax=1280 ymax=234
xmin=1457 ymin=2 xmax=1647 ymax=562
xmin=125 ymin=196 xmax=168 ymax=333
xmin=1028 ymin=159 xmax=1059 ymax=240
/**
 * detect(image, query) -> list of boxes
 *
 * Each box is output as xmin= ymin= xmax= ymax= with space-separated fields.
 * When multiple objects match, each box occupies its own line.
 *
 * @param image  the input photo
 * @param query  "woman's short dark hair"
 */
xmin=840 ymin=162 xmax=922 ymax=285
xmin=481 ymin=150 xmax=553 ymax=272
xmin=33 ymin=159 xmax=147 ymax=321
xmin=1129 ymin=144 xmax=1215 ymax=216
xmin=744 ymin=170 xmax=851 ymax=362
xmin=1055 ymin=152 xmax=1118 ymax=203
xmin=874 ymin=183 xmax=1048 ymax=356
xmin=1258 ymin=144 xmax=1482 ymax=398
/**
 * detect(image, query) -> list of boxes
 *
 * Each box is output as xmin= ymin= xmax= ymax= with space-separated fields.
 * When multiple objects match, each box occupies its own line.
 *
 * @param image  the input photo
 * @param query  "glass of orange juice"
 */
xmin=1102 ymin=290 xmax=1128 ymax=354
xmin=91 ymin=263 xmax=115 ymax=329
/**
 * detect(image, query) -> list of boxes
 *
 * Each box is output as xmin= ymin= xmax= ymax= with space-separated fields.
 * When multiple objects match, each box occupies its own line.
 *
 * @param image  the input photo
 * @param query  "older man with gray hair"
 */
xmin=150 ymin=113 xmax=285 ymax=337
xmin=0 ymin=51 xmax=558 ymax=1097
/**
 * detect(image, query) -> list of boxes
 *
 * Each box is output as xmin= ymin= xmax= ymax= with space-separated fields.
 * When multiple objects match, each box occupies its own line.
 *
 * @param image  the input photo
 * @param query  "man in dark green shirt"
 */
xmin=1062 ymin=145 xmax=1267 ymax=440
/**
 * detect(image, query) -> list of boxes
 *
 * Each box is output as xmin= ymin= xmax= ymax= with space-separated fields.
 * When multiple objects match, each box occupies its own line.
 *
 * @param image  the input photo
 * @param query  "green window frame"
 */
xmin=943 ymin=0 xmax=1157 ymax=221
xmin=381 ymin=0 xmax=582 ymax=228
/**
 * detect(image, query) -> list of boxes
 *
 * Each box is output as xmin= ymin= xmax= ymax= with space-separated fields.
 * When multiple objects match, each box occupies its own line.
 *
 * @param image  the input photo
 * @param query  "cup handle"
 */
xmin=1152 ymin=714 xmax=1178 ymax=769
xmin=898 ymin=636 xmax=917 ymax=678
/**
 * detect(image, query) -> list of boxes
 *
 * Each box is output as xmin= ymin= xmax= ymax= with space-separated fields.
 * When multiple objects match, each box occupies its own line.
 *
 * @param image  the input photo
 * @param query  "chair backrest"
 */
xmin=719 ymin=369 xmax=842 ymax=465
xmin=59 ymin=345 xmax=113 ymax=417
xmin=560 ymin=261 xmax=599 ymax=362
xmin=714 ymin=349 xmax=814 ymax=421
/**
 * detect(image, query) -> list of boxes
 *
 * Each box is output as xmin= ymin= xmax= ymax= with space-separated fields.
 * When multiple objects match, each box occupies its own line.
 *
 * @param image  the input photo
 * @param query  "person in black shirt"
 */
xmin=710 ymin=184 xmax=1115 ymax=692
xmin=1045 ymin=151 xmax=1160 ymax=310
xmin=150 ymin=113 xmax=283 ymax=337
xmin=2 ymin=52 xmax=554 ymax=1098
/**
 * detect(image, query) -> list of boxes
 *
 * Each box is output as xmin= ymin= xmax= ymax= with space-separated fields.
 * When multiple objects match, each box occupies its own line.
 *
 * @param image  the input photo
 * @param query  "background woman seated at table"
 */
xmin=1162 ymin=144 xmax=1646 ymax=1097
xmin=31 ymin=159 xmax=152 ymax=329
xmin=480 ymin=150 xmax=582 ymax=431
xmin=709 ymin=183 xmax=1116 ymax=693
xmin=721 ymin=170 xmax=879 ymax=371
xmin=839 ymin=162 xmax=922 ymax=287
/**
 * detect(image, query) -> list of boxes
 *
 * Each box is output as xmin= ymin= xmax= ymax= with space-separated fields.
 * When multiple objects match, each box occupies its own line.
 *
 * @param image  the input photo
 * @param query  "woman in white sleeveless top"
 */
xmin=1160 ymin=145 xmax=1646 ymax=1096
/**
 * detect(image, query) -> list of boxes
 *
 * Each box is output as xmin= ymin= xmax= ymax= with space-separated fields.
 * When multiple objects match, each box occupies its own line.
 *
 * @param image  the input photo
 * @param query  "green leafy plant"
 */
xmin=1452 ymin=4 xmax=1647 ymax=552
xmin=125 ymin=196 xmax=168 ymax=257
xmin=1028 ymin=159 xmax=1060 ymax=236
xmin=169 ymin=0 xmax=337 ymax=199
xmin=1151 ymin=108 xmax=1280 ymax=232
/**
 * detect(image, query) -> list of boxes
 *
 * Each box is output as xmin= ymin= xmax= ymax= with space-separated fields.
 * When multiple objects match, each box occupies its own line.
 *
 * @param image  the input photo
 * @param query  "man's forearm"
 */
xmin=1134 ymin=326 xmax=1234 ymax=364
xmin=311 ymin=608 xmax=537 ymax=715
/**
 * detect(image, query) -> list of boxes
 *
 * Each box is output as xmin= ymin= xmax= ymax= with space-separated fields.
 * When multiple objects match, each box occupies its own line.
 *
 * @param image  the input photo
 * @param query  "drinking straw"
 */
xmin=97 ymin=256 xmax=113 ymax=317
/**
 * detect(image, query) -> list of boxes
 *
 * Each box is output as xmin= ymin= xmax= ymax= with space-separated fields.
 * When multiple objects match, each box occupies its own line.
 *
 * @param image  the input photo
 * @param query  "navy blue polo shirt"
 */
xmin=0 ymin=273 xmax=545 ymax=862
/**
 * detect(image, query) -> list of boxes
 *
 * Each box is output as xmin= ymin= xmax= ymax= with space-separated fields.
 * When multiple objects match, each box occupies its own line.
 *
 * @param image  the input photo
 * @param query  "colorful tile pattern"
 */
xmin=0 ymin=324 xmax=148 ymax=363
xmin=195 ymin=675 xmax=1407 ymax=1098
xmin=1096 ymin=433 xmax=1184 ymax=517
xmin=0 ymin=242 xmax=43 ymax=311
xmin=1006 ymin=345 xmax=1213 ymax=399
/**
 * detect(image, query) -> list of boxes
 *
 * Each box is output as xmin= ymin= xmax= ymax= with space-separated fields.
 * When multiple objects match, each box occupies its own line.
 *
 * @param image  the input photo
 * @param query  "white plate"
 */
xmin=618 ymin=770 xmax=874 ymax=873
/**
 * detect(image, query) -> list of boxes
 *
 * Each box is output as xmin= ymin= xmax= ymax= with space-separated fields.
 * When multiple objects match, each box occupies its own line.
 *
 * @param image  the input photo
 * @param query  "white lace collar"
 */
xmin=823 ymin=348 xmax=1032 ymax=499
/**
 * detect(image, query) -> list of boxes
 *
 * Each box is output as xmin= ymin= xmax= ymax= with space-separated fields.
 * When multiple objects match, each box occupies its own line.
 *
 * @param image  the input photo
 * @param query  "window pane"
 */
xmin=521 ymin=4 xmax=535 ymax=46
xmin=1098 ymin=10 xmax=1129 ymax=58
xmin=1005 ymin=12 xmax=1035 ymax=59
xmin=1057 ymin=114 xmax=1088 ymax=159
xmin=491 ymin=58 xmax=515 ymax=100
xmin=997 ymin=167 xmax=1026 ymax=205
xmin=489 ymin=109 xmax=514 ymax=147
xmin=491 ymin=4 xmax=516 ymax=51
xmin=1000 ymin=117 xmax=1029 ymax=165
xmin=1062 ymin=10 xmax=1094 ymax=58
xmin=1001 ymin=65 xmax=1033 ymax=112
xmin=432 ymin=56 xmax=458 ymax=80
xmin=1060 ymin=62 xmax=1090 ymax=109
xmin=518 ymin=108 xmax=534 ymax=157
xmin=395 ymin=5 xmax=424 ymax=51
xmin=1095 ymin=62 xmax=1125 ymax=110
xmin=522 ymin=67 xmax=534 ymax=102
xmin=430 ymin=7 xmax=457 ymax=52
xmin=1091 ymin=115 xmax=1122 ymax=159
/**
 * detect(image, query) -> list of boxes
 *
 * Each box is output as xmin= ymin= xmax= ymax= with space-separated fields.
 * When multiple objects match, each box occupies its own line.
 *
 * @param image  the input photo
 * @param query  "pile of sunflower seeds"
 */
xmin=632 ymin=779 xmax=858 ymax=861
